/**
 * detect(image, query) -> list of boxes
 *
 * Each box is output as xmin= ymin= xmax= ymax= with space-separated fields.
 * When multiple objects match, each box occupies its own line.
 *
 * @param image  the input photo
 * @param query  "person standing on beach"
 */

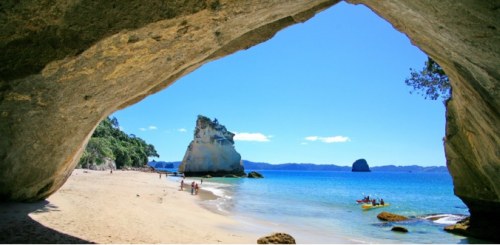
xmin=195 ymin=183 xmax=199 ymax=195
xmin=191 ymin=181 xmax=195 ymax=195
xmin=180 ymin=179 xmax=184 ymax=191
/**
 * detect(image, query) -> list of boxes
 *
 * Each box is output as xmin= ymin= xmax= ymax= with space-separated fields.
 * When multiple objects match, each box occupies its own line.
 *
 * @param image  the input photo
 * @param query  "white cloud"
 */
xmin=178 ymin=128 xmax=187 ymax=133
xmin=305 ymin=135 xmax=350 ymax=143
xmin=139 ymin=125 xmax=158 ymax=131
xmin=234 ymin=132 xmax=271 ymax=142
xmin=305 ymin=136 xmax=319 ymax=141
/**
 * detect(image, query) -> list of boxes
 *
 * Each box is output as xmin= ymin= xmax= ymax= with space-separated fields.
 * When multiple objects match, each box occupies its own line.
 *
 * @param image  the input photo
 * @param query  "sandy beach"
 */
xmin=0 ymin=169 xmax=258 ymax=243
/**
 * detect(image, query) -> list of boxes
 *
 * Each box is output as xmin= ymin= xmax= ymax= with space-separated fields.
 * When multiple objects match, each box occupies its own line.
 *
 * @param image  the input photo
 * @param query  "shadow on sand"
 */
xmin=0 ymin=200 xmax=93 ymax=244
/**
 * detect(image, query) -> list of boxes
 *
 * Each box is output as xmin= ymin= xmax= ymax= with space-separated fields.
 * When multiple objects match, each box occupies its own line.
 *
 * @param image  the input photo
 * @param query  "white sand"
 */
xmin=27 ymin=169 xmax=257 ymax=243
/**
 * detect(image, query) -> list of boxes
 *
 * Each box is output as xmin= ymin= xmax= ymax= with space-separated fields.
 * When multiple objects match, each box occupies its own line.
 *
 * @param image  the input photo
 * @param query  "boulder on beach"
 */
xmin=179 ymin=115 xmax=244 ymax=177
xmin=247 ymin=171 xmax=264 ymax=178
xmin=352 ymin=159 xmax=370 ymax=172
xmin=377 ymin=212 xmax=409 ymax=222
xmin=257 ymin=233 xmax=296 ymax=244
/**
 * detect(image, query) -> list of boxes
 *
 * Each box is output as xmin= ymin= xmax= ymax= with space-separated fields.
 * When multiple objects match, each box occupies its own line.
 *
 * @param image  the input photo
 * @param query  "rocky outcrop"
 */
xmin=257 ymin=233 xmax=296 ymax=244
xmin=445 ymin=217 xmax=499 ymax=243
xmin=352 ymin=159 xmax=370 ymax=172
xmin=179 ymin=115 xmax=244 ymax=177
xmin=377 ymin=212 xmax=409 ymax=222
xmin=0 ymin=0 xmax=498 ymax=241
xmin=248 ymin=171 xmax=264 ymax=178
xmin=81 ymin=157 xmax=116 ymax=171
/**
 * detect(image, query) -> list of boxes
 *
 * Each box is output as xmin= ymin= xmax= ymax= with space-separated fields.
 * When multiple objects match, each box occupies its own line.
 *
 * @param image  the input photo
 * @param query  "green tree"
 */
xmin=405 ymin=57 xmax=451 ymax=102
xmin=79 ymin=117 xmax=159 ymax=168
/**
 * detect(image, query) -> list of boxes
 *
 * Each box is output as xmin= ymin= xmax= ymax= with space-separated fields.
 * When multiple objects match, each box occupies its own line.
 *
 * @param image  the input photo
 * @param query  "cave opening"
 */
xmin=112 ymin=2 xmax=446 ymax=168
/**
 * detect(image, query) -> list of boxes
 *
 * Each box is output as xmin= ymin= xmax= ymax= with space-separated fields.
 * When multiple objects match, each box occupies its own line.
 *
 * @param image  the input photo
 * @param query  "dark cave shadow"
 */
xmin=0 ymin=200 xmax=94 ymax=244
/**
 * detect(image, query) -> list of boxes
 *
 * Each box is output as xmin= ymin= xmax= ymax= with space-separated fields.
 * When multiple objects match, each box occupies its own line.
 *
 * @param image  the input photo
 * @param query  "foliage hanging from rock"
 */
xmin=405 ymin=57 xmax=450 ymax=102
xmin=79 ymin=117 xmax=159 ymax=169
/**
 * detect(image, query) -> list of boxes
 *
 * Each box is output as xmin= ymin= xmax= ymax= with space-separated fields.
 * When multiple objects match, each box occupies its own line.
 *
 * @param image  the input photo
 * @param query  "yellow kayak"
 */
xmin=361 ymin=203 xmax=390 ymax=210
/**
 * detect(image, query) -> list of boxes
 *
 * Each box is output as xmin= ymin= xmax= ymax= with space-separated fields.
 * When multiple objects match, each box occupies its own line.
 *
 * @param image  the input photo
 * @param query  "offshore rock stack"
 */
xmin=179 ymin=115 xmax=244 ymax=177
xmin=352 ymin=159 xmax=371 ymax=172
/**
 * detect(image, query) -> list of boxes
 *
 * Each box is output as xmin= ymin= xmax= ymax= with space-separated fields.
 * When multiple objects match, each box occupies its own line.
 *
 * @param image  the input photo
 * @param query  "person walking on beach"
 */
xmin=195 ymin=183 xmax=199 ymax=195
xmin=191 ymin=181 xmax=195 ymax=195
xmin=180 ymin=179 xmax=184 ymax=191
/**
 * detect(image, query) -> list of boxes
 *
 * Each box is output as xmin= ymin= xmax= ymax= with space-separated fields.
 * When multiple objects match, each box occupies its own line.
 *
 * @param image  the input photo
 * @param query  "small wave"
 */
xmin=197 ymin=181 xmax=235 ymax=214
xmin=423 ymin=214 xmax=466 ymax=225
xmin=202 ymin=186 xmax=230 ymax=199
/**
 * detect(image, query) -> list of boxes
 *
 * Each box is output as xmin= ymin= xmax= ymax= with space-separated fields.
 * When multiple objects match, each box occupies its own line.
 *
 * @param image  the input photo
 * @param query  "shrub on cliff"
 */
xmin=79 ymin=117 xmax=159 ymax=169
xmin=405 ymin=57 xmax=450 ymax=102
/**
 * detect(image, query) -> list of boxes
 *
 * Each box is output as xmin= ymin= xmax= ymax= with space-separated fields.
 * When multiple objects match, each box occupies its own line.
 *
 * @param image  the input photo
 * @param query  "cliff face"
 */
xmin=179 ymin=116 xmax=244 ymax=177
xmin=0 ymin=0 xmax=498 ymax=241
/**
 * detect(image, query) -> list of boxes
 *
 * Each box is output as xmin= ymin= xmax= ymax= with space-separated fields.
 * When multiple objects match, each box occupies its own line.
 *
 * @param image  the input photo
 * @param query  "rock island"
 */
xmin=179 ymin=115 xmax=244 ymax=177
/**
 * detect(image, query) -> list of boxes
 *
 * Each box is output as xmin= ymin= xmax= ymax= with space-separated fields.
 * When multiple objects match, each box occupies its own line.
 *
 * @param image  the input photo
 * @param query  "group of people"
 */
xmin=372 ymin=198 xmax=385 ymax=206
xmin=361 ymin=195 xmax=385 ymax=206
xmin=180 ymin=178 xmax=202 ymax=195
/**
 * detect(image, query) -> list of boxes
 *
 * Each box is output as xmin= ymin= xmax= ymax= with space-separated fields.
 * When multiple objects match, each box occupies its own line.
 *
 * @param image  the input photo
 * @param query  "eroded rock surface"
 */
xmin=179 ymin=115 xmax=243 ymax=177
xmin=0 ymin=0 xmax=498 ymax=241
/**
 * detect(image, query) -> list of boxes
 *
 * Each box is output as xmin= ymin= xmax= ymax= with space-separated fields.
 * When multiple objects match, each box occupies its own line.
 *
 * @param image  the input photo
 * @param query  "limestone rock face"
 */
xmin=352 ymin=159 xmax=370 ymax=172
xmin=179 ymin=116 xmax=243 ymax=177
xmin=0 ymin=0 xmax=499 ymax=241
xmin=80 ymin=157 xmax=116 ymax=171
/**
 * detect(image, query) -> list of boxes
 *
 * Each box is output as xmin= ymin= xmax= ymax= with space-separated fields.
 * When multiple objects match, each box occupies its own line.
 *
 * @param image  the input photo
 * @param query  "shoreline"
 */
xmin=0 ymin=169 xmax=361 ymax=244
xmin=180 ymin=176 xmax=357 ymax=244
xmin=0 ymin=169 xmax=257 ymax=243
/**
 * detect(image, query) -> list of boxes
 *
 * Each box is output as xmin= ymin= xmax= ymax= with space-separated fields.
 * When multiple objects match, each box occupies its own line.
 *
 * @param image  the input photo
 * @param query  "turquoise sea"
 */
xmin=174 ymin=171 xmax=480 ymax=243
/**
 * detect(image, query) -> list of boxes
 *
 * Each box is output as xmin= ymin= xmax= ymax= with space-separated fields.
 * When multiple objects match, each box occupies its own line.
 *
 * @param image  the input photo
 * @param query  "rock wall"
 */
xmin=179 ymin=115 xmax=243 ymax=177
xmin=79 ymin=157 xmax=116 ymax=171
xmin=0 ymin=0 xmax=498 ymax=240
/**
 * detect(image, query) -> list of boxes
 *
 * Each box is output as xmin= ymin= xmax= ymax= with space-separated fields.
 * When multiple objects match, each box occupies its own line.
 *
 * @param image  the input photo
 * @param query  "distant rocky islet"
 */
xmin=352 ymin=159 xmax=371 ymax=172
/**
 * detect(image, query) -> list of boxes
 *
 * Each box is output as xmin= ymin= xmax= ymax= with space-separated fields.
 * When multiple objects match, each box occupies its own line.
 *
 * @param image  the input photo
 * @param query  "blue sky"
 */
xmin=112 ymin=2 xmax=446 ymax=167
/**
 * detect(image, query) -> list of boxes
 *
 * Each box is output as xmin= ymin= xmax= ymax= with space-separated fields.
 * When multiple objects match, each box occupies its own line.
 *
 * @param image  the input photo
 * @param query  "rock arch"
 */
xmin=0 ymin=0 xmax=498 ymax=240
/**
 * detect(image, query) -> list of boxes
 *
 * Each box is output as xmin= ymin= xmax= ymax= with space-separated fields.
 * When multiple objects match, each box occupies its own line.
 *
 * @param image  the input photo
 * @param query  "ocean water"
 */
xmin=175 ymin=171 xmax=478 ymax=244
